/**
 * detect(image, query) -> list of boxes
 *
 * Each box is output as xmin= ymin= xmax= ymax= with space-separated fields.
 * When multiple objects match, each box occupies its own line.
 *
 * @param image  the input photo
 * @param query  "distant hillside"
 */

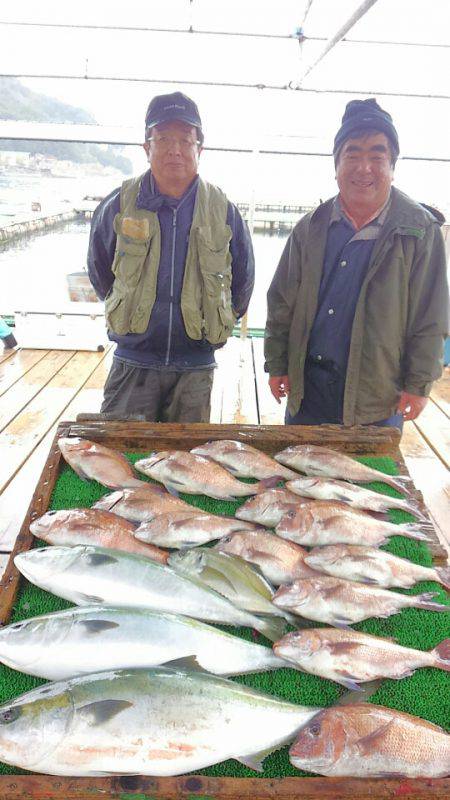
xmin=0 ymin=77 xmax=132 ymax=174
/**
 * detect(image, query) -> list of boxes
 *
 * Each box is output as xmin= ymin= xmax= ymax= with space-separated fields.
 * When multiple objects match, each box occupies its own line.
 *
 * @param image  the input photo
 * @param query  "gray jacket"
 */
xmin=264 ymin=187 xmax=449 ymax=424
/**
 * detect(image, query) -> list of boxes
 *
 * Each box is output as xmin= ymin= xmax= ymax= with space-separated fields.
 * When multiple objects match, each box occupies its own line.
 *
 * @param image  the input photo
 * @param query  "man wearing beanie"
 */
xmin=88 ymin=91 xmax=254 ymax=421
xmin=265 ymin=98 xmax=448 ymax=429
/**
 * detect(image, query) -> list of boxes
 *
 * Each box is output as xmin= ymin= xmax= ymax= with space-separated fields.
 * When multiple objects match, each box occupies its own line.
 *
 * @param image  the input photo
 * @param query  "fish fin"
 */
xmin=335 ymin=677 xmax=364 ymax=692
xmin=78 ymin=620 xmax=120 ymax=634
xmin=436 ymin=567 xmax=450 ymax=591
xmin=257 ymin=477 xmax=281 ymax=492
xmin=432 ymin=638 xmax=450 ymax=670
xmin=337 ymin=678 xmax=384 ymax=706
xmin=76 ymin=593 xmax=104 ymax=605
xmin=355 ymin=719 xmax=395 ymax=756
xmin=253 ymin=615 xmax=287 ymax=643
xmin=201 ymin=566 xmax=239 ymax=596
xmin=78 ymin=699 xmax=133 ymax=726
xmin=332 ymin=617 xmax=355 ymax=630
xmin=237 ymin=744 xmax=279 ymax=772
xmin=166 ymin=484 xmax=181 ymax=497
xmin=161 ymin=655 xmax=205 ymax=672
xmin=414 ymin=593 xmax=448 ymax=613
xmin=86 ymin=553 xmax=119 ymax=567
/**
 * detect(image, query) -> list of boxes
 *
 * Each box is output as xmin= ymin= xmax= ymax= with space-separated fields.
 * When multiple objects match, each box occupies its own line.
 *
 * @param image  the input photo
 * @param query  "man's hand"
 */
xmin=397 ymin=391 xmax=428 ymax=421
xmin=269 ymin=375 xmax=290 ymax=404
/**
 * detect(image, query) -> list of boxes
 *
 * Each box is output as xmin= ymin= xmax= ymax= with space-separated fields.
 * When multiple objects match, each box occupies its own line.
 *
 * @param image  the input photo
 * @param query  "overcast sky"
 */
xmin=1 ymin=0 xmax=449 ymax=209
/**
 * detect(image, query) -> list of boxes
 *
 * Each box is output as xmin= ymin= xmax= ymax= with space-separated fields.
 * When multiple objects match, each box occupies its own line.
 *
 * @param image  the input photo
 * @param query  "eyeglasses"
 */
xmin=147 ymin=135 xmax=201 ymax=152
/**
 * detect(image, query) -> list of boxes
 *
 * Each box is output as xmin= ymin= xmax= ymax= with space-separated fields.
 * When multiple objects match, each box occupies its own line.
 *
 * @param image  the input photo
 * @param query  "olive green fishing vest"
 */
xmin=104 ymin=174 xmax=236 ymax=344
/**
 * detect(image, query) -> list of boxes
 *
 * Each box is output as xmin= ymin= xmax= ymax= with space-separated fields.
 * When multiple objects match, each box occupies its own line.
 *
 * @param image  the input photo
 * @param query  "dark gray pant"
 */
xmin=101 ymin=360 xmax=214 ymax=423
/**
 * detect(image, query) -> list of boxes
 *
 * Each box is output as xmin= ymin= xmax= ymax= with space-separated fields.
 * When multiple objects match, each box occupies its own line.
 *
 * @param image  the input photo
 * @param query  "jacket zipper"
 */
xmin=165 ymin=207 xmax=177 ymax=366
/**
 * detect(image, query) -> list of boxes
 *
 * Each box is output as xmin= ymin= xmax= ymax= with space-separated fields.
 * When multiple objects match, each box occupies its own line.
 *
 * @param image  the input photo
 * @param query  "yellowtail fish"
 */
xmin=191 ymin=440 xmax=298 ymax=480
xmin=289 ymin=704 xmax=450 ymax=777
xmin=58 ymin=437 xmax=144 ymax=489
xmin=273 ymin=574 xmax=449 ymax=626
xmin=275 ymin=444 xmax=411 ymax=493
xmin=135 ymin=450 xmax=260 ymax=500
xmin=0 ymin=607 xmax=288 ymax=681
xmin=304 ymin=544 xmax=450 ymax=590
xmin=274 ymin=628 xmax=450 ymax=689
xmin=15 ymin=545 xmax=285 ymax=642
xmin=0 ymin=667 xmax=320 ymax=776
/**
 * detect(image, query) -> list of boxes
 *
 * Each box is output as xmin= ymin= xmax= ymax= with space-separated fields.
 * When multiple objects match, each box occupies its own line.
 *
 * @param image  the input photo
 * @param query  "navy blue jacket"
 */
xmin=87 ymin=171 xmax=255 ymax=369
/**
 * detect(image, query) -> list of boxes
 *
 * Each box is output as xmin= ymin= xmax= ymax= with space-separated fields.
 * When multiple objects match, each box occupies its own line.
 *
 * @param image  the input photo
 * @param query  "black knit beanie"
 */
xmin=333 ymin=98 xmax=399 ymax=163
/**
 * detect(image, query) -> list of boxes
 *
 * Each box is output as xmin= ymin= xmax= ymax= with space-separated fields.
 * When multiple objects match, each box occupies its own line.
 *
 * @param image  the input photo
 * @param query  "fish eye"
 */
xmin=309 ymin=722 xmax=321 ymax=737
xmin=0 ymin=707 xmax=21 ymax=724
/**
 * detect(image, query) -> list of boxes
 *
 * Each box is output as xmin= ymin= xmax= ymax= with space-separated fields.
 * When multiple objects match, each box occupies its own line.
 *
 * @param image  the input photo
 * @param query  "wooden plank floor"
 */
xmin=0 ymin=338 xmax=449 ymax=569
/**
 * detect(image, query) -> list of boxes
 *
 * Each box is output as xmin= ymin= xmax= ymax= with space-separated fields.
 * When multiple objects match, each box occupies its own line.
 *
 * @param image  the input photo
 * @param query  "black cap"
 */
xmin=145 ymin=91 xmax=202 ymax=133
xmin=333 ymin=98 xmax=399 ymax=162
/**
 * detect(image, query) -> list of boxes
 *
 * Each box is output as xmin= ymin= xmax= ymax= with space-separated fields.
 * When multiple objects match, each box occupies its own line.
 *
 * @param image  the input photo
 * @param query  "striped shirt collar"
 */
xmin=330 ymin=193 xmax=392 ymax=230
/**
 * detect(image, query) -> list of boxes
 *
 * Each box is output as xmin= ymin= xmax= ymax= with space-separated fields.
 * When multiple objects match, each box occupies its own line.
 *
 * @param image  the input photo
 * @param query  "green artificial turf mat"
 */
xmin=0 ymin=451 xmax=448 ymax=778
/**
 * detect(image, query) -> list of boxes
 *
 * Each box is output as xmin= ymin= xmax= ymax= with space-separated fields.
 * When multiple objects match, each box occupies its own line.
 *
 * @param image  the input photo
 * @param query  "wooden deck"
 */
xmin=0 ymin=337 xmax=449 ymax=568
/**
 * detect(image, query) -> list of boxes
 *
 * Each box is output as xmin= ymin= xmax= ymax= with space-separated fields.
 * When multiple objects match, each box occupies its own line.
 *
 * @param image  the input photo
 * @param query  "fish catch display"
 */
xmin=289 ymin=704 xmax=450 ymax=777
xmin=236 ymin=487 xmax=308 ymax=528
xmin=135 ymin=511 xmax=259 ymax=549
xmin=274 ymin=628 xmax=450 ymax=689
xmin=286 ymin=476 xmax=426 ymax=519
xmin=30 ymin=508 xmax=168 ymax=563
xmin=273 ymin=575 xmax=449 ymax=626
xmin=0 ymin=667 xmax=320 ymax=776
xmin=0 ymin=606 xmax=287 ymax=680
xmin=58 ymin=437 xmax=144 ymax=489
xmin=14 ymin=545 xmax=285 ymax=641
xmin=304 ymin=544 xmax=450 ymax=590
xmin=275 ymin=444 xmax=410 ymax=493
xmin=276 ymin=500 xmax=431 ymax=547
xmin=216 ymin=529 xmax=317 ymax=585
xmin=191 ymin=440 xmax=298 ymax=480
xmin=135 ymin=451 xmax=260 ymax=500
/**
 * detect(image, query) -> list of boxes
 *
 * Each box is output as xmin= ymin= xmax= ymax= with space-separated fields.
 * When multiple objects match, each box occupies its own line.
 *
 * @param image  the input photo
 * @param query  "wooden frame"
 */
xmin=0 ymin=419 xmax=448 ymax=800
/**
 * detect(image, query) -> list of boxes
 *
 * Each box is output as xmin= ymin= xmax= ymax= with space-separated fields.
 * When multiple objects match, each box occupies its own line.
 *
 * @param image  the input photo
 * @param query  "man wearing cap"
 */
xmin=88 ymin=91 xmax=254 ymax=421
xmin=265 ymin=98 xmax=448 ymax=429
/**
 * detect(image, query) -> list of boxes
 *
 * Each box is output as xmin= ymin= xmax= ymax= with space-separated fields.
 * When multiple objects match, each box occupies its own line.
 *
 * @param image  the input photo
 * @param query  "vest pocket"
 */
xmin=197 ymin=236 xmax=235 ymax=344
xmin=112 ymin=237 xmax=151 ymax=288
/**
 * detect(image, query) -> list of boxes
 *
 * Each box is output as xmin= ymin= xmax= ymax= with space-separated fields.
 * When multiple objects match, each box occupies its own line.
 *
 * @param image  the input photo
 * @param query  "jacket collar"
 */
xmin=136 ymin=170 xmax=199 ymax=212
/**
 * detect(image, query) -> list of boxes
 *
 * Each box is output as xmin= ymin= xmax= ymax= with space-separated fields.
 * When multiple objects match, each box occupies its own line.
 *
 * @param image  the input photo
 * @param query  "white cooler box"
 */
xmin=14 ymin=303 xmax=109 ymax=351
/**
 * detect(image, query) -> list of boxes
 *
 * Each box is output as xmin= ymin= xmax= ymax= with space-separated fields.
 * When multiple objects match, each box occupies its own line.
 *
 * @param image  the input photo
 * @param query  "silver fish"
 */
xmin=286 ymin=476 xmax=426 ymax=519
xmin=0 ymin=667 xmax=320 ymax=776
xmin=135 ymin=511 xmax=259 ymax=548
xmin=0 ymin=606 xmax=287 ymax=680
xmin=58 ymin=437 xmax=144 ymax=489
xmin=274 ymin=628 xmax=450 ymax=689
xmin=168 ymin=547 xmax=289 ymax=621
xmin=216 ymin=529 xmax=317 ymax=586
xmin=275 ymin=444 xmax=411 ymax=493
xmin=236 ymin=487 xmax=308 ymax=528
xmin=135 ymin=450 xmax=259 ymax=500
xmin=93 ymin=484 xmax=198 ymax=523
xmin=191 ymin=440 xmax=298 ymax=480
xmin=276 ymin=500 xmax=431 ymax=547
xmin=304 ymin=544 xmax=450 ymax=590
xmin=289 ymin=704 xmax=450 ymax=777
xmin=273 ymin=575 xmax=449 ymax=626
xmin=15 ymin=545 xmax=285 ymax=642
xmin=30 ymin=508 xmax=168 ymax=563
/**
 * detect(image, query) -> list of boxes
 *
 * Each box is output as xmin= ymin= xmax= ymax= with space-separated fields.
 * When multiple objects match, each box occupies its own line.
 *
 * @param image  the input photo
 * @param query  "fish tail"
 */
xmin=252 ymin=614 xmax=287 ymax=643
xmin=384 ymin=475 xmax=413 ymax=495
xmin=432 ymin=638 xmax=450 ymax=670
xmin=435 ymin=567 xmax=450 ymax=591
xmin=396 ymin=523 xmax=432 ymax=542
xmin=402 ymin=500 xmax=428 ymax=521
xmin=257 ymin=477 xmax=281 ymax=492
xmin=413 ymin=592 xmax=449 ymax=613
